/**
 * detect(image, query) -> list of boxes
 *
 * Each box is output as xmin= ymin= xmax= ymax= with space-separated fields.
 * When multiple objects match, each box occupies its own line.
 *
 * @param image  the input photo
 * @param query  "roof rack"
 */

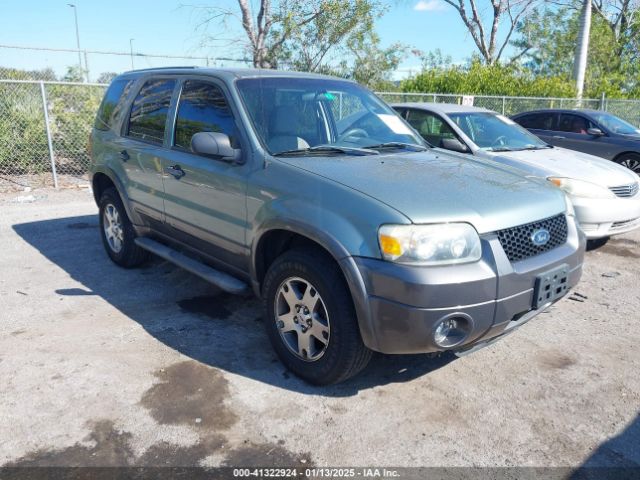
xmin=122 ymin=66 xmax=199 ymax=74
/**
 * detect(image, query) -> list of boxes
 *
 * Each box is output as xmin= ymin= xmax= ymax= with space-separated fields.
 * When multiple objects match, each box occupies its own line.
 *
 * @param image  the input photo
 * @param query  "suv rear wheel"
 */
xmin=262 ymin=248 xmax=372 ymax=385
xmin=98 ymin=188 xmax=148 ymax=268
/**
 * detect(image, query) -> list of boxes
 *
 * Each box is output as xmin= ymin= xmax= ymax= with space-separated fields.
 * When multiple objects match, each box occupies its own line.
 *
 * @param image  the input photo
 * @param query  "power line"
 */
xmin=0 ymin=43 xmax=251 ymax=64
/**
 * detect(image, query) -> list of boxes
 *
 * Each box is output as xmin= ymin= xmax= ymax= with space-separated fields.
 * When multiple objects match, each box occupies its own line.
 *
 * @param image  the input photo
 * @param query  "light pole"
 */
xmin=130 ymin=38 xmax=135 ymax=70
xmin=67 ymin=3 xmax=86 ymax=82
xmin=573 ymin=0 xmax=592 ymax=100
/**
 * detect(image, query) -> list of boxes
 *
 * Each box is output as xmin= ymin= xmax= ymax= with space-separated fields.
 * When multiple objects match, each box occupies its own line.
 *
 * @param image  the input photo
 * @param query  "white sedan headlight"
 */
xmin=548 ymin=177 xmax=615 ymax=199
xmin=378 ymin=223 xmax=482 ymax=265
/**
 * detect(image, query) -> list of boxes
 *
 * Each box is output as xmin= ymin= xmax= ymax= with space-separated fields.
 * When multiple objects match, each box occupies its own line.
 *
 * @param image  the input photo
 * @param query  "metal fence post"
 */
xmin=39 ymin=81 xmax=58 ymax=189
xmin=600 ymin=92 xmax=606 ymax=111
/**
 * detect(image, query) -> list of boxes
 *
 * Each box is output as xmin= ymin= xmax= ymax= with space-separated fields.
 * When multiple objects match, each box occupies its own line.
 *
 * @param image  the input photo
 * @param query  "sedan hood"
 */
xmin=278 ymin=150 xmax=567 ymax=234
xmin=491 ymin=147 xmax=638 ymax=187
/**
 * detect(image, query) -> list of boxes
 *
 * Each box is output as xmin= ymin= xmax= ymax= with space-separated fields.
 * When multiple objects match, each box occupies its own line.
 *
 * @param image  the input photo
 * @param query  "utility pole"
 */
xmin=573 ymin=0 xmax=592 ymax=99
xmin=67 ymin=3 xmax=87 ymax=82
xmin=129 ymin=38 xmax=135 ymax=70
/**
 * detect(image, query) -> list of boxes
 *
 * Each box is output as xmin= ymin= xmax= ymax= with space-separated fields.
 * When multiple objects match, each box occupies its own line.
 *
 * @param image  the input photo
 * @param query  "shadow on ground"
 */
xmin=571 ymin=413 xmax=640 ymax=479
xmin=13 ymin=214 xmax=454 ymax=397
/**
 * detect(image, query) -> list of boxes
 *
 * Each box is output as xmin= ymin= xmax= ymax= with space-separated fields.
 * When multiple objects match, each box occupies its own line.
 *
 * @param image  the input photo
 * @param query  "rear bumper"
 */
xmin=572 ymin=194 xmax=640 ymax=239
xmin=344 ymin=215 xmax=585 ymax=354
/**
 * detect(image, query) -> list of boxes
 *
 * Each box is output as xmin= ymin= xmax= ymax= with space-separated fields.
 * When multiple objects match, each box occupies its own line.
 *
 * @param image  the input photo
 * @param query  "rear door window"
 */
xmin=95 ymin=78 xmax=133 ymax=131
xmin=173 ymin=80 xmax=237 ymax=150
xmin=126 ymin=78 xmax=176 ymax=145
xmin=515 ymin=113 xmax=556 ymax=130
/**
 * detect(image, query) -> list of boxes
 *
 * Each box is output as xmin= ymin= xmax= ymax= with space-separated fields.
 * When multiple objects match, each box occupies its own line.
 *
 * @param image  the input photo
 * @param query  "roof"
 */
xmin=118 ymin=66 xmax=350 ymax=82
xmin=391 ymin=102 xmax=494 ymax=114
xmin=510 ymin=108 xmax=603 ymax=117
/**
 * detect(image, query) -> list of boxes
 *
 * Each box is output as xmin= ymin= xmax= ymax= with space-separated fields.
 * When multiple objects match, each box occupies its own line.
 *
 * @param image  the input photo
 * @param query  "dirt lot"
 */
xmin=1 ymin=188 xmax=639 ymax=471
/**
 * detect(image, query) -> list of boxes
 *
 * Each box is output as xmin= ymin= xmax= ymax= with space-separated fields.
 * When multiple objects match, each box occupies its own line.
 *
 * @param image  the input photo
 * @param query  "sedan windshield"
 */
xmin=236 ymin=77 xmax=426 ymax=155
xmin=449 ymin=112 xmax=549 ymax=152
xmin=591 ymin=112 xmax=640 ymax=136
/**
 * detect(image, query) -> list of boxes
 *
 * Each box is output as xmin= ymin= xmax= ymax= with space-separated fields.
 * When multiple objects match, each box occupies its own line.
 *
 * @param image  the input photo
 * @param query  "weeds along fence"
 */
xmin=0 ymin=79 xmax=105 ymax=190
xmin=1 ymin=80 xmax=640 ymax=191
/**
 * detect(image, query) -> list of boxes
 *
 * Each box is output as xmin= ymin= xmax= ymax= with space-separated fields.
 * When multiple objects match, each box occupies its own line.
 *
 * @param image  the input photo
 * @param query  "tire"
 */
xmin=614 ymin=153 xmax=640 ymax=174
xmin=586 ymin=236 xmax=609 ymax=251
xmin=262 ymin=247 xmax=372 ymax=385
xmin=98 ymin=187 xmax=149 ymax=268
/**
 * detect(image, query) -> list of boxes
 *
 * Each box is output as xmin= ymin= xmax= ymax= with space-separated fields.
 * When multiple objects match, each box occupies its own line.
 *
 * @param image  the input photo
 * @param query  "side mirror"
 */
xmin=191 ymin=132 xmax=242 ymax=162
xmin=441 ymin=137 xmax=469 ymax=153
xmin=587 ymin=127 xmax=605 ymax=136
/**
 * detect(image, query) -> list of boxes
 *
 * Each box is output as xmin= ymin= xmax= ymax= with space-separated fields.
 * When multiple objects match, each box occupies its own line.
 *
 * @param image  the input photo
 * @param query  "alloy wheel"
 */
xmin=619 ymin=157 xmax=640 ymax=173
xmin=103 ymin=203 xmax=124 ymax=253
xmin=274 ymin=277 xmax=330 ymax=361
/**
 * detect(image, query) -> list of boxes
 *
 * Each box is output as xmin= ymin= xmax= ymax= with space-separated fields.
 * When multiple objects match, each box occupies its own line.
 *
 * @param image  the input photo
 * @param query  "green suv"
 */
xmin=90 ymin=67 xmax=585 ymax=384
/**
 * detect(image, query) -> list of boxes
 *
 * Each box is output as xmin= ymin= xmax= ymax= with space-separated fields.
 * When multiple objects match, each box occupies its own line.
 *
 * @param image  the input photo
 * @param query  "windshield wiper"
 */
xmin=273 ymin=145 xmax=379 ymax=157
xmin=363 ymin=142 xmax=428 ymax=152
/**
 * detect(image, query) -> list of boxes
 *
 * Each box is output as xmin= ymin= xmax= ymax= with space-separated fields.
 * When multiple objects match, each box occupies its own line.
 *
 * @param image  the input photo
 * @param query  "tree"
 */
xmin=96 ymin=72 xmax=118 ymax=84
xmin=194 ymin=0 xmax=405 ymax=86
xmin=277 ymin=0 xmax=383 ymax=72
xmin=511 ymin=5 xmax=640 ymax=96
xmin=400 ymin=60 xmax=576 ymax=96
xmin=196 ymin=0 xmax=333 ymax=68
xmin=441 ymin=0 xmax=539 ymax=64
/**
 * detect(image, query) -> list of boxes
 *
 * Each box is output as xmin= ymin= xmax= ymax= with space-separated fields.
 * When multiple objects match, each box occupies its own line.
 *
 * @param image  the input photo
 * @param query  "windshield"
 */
xmin=235 ymin=77 xmax=425 ymax=155
xmin=591 ymin=112 xmax=640 ymax=136
xmin=449 ymin=112 xmax=549 ymax=151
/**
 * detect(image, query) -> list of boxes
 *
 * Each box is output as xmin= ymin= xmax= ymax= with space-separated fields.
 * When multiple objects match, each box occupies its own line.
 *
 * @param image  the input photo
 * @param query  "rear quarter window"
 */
xmin=515 ymin=113 xmax=555 ymax=130
xmin=94 ymin=79 xmax=133 ymax=131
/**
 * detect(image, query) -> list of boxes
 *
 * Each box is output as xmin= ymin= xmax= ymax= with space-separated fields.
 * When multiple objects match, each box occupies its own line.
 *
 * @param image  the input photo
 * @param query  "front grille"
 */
xmin=609 ymin=183 xmax=639 ymax=198
xmin=496 ymin=214 xmax=568 ymax=262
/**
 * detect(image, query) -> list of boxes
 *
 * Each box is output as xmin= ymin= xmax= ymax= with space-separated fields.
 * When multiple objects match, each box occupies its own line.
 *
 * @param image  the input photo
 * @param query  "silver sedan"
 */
xmin=393 ymin=102 xmax=640 ymax=240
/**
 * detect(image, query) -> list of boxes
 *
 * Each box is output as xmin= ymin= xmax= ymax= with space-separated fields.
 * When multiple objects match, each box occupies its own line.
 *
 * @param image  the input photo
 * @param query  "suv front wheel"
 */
xmin=262 ymin=247 xmax=372 ymax=385
xmin=98 ymin=187 xmax=148 ymax=268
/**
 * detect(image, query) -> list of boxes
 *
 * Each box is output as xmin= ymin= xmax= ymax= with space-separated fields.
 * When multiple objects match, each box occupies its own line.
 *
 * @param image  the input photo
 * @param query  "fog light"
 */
xmin=433 ymin=315 xmax=471 ymax=348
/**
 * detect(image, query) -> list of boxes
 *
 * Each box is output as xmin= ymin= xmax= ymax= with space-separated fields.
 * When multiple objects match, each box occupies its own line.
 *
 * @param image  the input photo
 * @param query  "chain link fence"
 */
xmin=1 ymin=80 xmax=640 ymax=191
xmin=0 ymin=80 xmax=105 ymax=190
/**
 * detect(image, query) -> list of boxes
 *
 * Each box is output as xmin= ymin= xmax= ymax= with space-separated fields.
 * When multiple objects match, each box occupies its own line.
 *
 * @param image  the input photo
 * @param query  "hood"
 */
xmin=277 ymin=150 xmax=567 ymax=234
xmin=489 ymin=146 xmax=639 ymax=187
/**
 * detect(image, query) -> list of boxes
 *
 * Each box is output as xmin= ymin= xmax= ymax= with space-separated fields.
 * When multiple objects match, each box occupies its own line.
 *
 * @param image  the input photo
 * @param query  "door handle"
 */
xmin=119 ymin=150 xmax=129 ymax=161
xmin=166 ymin=165 xmax=185 ymax=179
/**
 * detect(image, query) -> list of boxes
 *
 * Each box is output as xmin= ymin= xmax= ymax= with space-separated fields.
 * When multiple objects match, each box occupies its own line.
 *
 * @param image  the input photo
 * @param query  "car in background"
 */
xmin=392 ymin=102 xmax=640 ymax=241
xmin=511 ymin=109 xmax=640 ymax=174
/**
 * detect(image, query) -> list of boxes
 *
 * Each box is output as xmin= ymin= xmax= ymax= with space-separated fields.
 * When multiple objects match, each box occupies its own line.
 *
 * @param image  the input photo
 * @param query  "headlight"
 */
xmin=378 ymin=223 xmax=482 ymax=265
xmin=548 ymin=177 xmax=615 ymax=199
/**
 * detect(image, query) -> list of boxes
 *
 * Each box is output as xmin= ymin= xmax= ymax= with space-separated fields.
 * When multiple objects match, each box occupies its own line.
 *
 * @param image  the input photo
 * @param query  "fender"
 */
xmin=90 ymin=165 xmax=144 ymax=226
xmin=250 ymin=217 xmax=380 ymax=351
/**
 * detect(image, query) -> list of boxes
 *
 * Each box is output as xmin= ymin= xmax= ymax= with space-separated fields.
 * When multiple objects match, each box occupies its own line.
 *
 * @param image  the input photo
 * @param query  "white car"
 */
xmin=392 ymin=102 xmax=640 ymax=240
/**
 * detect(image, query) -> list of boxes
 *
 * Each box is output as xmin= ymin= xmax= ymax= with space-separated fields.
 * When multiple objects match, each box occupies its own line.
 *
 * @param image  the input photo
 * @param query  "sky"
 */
xmin=0 ymin=0 xmax=517 ymax=82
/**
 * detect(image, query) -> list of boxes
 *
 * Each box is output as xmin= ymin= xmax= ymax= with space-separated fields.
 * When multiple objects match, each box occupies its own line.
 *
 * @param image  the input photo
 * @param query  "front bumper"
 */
xmin=572 ymin=194 xmax=640 ymax=239
xmin=344 ymin=215 xmax=585 ymax=354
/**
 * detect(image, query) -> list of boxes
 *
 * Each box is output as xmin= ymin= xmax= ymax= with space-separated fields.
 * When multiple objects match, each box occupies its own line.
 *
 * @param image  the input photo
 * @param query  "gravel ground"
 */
xmin=0 ymin=187 xmax=639 ymax=472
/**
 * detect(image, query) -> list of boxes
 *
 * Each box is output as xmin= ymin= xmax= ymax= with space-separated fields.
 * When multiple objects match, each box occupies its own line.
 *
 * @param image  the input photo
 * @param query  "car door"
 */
xmin=160 ymin=77 xmax=250 ymax=274
xmin=553 ymin=113 xmax=613 ymax=158
xmin=118 ymin=77 xmax=176 ymax=225
xmin=514 ymin=112 xmax=558 ymax=144
xmin=405 ymin=109 xmax=460 ymax=148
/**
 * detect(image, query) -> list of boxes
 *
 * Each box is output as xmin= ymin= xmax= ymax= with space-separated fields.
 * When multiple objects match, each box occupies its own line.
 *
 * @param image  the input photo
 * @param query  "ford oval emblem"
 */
xmin=531 ymin=229 xmax=551 ymax=246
